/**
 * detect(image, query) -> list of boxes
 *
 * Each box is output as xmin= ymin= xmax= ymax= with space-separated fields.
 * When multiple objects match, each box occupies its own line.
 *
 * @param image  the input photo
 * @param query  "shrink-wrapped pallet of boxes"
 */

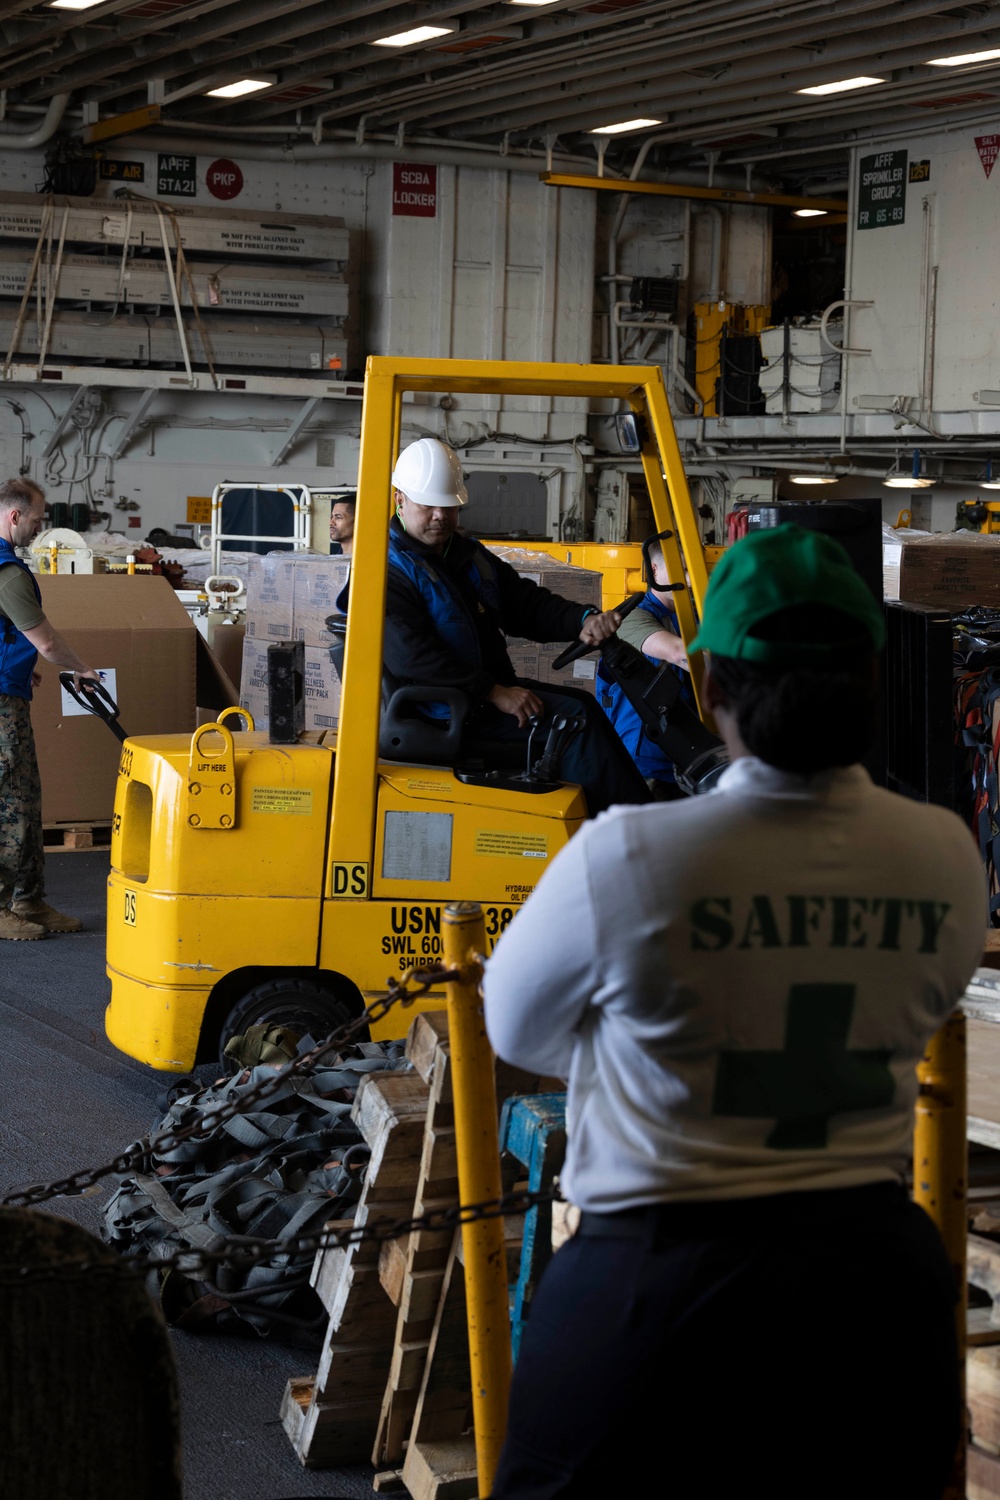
xmin=885 ymin=530 xmax=1000 ymax=609
xmin=240 ymin=553 xmax=350 ymax=731
xmin=486 ymin=545 xmax=604 ymax=694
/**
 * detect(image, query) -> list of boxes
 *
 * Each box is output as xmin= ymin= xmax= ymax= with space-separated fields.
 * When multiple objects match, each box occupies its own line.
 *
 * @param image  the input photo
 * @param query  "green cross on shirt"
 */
xmin=711 ymin=983 xmax=896 ymax=1150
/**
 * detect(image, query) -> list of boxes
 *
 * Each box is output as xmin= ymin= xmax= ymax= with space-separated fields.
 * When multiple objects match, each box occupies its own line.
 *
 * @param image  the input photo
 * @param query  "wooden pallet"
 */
xmin=281 ymin=1064 xmax=431 ymax=1468
xmin=43 ymin=821 xmax=112 ymax=852
xmin=373 ymin=1013 xmax=458 ymax=1470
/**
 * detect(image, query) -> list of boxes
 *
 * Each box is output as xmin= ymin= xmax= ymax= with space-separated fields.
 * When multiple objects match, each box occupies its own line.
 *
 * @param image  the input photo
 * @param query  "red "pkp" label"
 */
xmin=206 ymin=158 xmax=244 ymax=200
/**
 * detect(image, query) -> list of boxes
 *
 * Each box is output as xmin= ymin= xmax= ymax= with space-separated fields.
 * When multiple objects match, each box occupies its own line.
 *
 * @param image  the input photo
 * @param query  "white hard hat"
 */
xmin=391 ymin=437 xmax=468 ymax=507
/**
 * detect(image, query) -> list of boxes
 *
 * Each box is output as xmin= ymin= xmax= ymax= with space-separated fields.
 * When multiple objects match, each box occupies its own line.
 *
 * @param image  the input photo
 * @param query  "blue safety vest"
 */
xmin=597 ymin=592 xmax=693 ymax=781
xmin=0 ymin=539 xmax=41 ymax=701
xmin=387 ymin=530 xmax=502 ymax=719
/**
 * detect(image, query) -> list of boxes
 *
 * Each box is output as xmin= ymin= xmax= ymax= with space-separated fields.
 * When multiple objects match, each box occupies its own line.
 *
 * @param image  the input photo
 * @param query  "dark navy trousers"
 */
xmin=492 ymin=1182 xmax=960 ymax=1500
xmin=464 ymin=679 xmax=651 ymax=817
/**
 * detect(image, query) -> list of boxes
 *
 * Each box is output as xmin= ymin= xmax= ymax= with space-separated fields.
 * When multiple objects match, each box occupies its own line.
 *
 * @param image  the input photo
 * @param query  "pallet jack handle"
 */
xmin=58 ymin=672 xmax=129 ymax=745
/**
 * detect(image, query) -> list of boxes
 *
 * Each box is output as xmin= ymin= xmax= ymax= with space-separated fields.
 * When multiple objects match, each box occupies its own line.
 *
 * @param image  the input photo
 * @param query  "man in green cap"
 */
xmin=484 ymin=523 xmax=984 ymax=1500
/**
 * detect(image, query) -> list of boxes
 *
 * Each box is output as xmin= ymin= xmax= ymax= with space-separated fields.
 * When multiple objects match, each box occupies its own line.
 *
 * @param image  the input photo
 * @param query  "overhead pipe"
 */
xmin=0 ymin=94 xmax=69 ymax=150
xmin=120 ymin=130 xmax=594 ymax=174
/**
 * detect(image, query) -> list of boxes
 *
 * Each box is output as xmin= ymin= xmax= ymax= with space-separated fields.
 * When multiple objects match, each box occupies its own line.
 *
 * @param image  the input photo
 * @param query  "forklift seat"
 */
xmin=378 ymin=685 xmax=470 ymax=764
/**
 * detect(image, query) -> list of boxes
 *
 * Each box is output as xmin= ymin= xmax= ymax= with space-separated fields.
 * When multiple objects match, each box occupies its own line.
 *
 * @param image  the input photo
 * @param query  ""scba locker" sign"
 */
xmin=392 ymin=163 xmax=437 ymax=217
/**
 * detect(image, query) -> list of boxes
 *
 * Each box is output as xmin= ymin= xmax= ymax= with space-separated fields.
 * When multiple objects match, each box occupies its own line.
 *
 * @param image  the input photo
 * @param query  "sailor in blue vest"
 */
xmin=597 ymin=536 xmax=695 ymax=796
xmin=0 ymin=478 xmax=102 ymax=940
xmin=383 ymin=439 xmax=650 ymax=817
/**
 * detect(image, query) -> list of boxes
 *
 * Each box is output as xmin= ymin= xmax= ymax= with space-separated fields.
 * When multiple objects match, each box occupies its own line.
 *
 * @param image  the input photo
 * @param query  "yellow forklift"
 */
xmin=98 ymin=358 xmax=715 ymax=1072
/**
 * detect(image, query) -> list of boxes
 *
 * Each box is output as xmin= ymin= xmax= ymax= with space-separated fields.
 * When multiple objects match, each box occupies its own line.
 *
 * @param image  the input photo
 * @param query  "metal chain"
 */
xmin=0 ymin=1186 xmax=561 ymax=1289
xmin=1 ymin=964 xmax=457 ymax=1211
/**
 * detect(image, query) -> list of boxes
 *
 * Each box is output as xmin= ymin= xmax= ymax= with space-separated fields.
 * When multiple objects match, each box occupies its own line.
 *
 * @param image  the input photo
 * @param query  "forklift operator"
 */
xmin=383 ymin=437 xmax=650 ymax=816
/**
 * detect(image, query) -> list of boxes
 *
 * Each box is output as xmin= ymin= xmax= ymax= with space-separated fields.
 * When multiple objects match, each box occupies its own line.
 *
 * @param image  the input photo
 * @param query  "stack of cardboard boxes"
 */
xmin=487 ymin=545 xmax=603 ymax=694
xmin=238 ymin=546 xmax=603 ymax=733
xmin=239 ymin=553 xmax=350 ymax=731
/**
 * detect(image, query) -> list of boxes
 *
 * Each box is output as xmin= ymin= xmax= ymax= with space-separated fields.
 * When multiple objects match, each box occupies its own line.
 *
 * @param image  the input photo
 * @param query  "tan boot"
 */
xmin=0 ymin=908 xmax=46 ymax=940
xmin=11 ymin=900 xmax=83 ymax=934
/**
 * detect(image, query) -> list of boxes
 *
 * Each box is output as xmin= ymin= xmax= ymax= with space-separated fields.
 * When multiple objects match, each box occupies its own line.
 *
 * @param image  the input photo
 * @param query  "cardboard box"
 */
xmin=240 ymin=640 xmax=342 ymax=733
xmin=239 ymin=637 xmax=270 ymax=726
xmin=303 ymin=646 xmax=342 ymax=730
xmin=487 ymin=545 xmax=603 ymax=696
xmin=31 ymin=574 xmax=197 ymax=824
xmin=243 ymin=555 xmax=293 ymax=640
xmin=243 ymin=553 xmax=350 ymax=647
xmin=240 ymin=553 xmax=349 ymax=731
xmin=896 ymin=532 xmax=1000 ymax=610
xmin=292 ymin=558 xmax=351 ymax=648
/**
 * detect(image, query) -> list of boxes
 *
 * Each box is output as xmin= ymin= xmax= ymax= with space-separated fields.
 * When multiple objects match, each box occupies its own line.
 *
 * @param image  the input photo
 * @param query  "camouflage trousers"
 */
xmin=0 ymin=694 xmax=44 ymax=907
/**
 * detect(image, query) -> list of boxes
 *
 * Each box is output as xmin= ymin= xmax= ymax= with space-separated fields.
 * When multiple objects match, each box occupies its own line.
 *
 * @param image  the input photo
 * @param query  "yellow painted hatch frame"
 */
xmin=329 ymin=356 xmax=710 ymax=892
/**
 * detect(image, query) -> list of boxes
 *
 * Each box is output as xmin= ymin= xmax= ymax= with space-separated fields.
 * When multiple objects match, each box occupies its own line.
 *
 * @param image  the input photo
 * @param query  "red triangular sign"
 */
xmin=977 ymin=134 xmax=1000 ymax=178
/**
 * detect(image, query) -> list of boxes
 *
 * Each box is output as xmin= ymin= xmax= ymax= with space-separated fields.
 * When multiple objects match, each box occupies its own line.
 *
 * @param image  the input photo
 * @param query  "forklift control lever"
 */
xmin=531 ymin=712 xmax=586 ymax=784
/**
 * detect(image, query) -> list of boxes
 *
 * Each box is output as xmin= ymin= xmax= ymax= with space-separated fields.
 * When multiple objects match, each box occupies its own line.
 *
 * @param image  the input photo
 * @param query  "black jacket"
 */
xmin=384 ymin=520 xmax=589 ymax=703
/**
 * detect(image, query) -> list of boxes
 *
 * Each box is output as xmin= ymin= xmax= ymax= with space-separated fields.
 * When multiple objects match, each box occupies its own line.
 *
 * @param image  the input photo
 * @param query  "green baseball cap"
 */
xmin=688 ymin=523 xmax=885 ymax=662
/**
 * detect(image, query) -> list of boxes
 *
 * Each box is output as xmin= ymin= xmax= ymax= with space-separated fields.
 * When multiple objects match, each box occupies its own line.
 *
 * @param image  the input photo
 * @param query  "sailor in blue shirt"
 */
xmin=597 ymin=537 xmax=694 ymax=794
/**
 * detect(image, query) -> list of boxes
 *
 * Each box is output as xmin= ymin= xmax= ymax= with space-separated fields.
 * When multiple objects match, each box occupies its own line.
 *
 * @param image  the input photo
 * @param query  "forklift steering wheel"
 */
xmin=551 ymin=591 xmax=645 ymax=671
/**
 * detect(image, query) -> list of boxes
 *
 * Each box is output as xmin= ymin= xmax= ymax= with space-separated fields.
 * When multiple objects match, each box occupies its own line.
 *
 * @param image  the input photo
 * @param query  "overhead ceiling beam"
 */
xmin=406 ymin=0 xmax=963 ymax=135
xmin=170 ymin=0 xmax=865 ymax=126
xmin=14 ymin=0 xmax=495 ymax=103
xmin=541 ymin=174 xmax=848 ymax=211
xmin=447 ymin=9 xmax=993 ymax=138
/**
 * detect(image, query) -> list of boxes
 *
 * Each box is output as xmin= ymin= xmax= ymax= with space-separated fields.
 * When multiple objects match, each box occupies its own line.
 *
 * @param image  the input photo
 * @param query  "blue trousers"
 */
xmin=464 ymin=680 xmax=651 ymax=817
xmin=492 ymin=1182 xmax=959 ymax=1500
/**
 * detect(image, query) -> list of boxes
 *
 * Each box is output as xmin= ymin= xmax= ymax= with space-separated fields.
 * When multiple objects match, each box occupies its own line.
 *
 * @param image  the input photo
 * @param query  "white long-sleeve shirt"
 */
xmin=484 ymin=758 xmax=986 ymax=1211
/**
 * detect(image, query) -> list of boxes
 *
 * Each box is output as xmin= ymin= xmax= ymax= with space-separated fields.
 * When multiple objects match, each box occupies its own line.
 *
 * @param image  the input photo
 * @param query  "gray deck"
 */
xmin=0 ymin=850 xmax=378 ymax=1500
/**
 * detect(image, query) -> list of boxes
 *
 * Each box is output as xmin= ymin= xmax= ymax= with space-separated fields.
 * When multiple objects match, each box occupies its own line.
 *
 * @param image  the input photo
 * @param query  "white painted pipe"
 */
xmin=0 ymin=94 xmax=70 ymax=150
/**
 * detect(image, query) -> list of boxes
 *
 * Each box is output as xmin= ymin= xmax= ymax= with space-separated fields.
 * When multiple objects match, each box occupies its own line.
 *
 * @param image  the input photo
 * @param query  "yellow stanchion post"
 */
xmin=443 ymin=900 xmax=512 ymax=1498
xmin=913 ymin=1014 xmax=967 ymax=1499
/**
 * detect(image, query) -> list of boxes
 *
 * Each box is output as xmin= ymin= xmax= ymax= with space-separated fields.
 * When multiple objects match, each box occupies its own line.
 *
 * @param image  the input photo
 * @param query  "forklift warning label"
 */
xmin=252 ymin=787 xmax=314 ymax=815
xmin=474 ymin=830 xmax=548 ymax=860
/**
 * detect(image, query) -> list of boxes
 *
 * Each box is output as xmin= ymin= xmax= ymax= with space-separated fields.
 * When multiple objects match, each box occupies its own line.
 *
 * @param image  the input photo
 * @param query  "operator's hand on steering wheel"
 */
xmin=578 ymin=609 xmax=622 ymax=647
xmin=487 ymin=682 xmax=544 ymax=728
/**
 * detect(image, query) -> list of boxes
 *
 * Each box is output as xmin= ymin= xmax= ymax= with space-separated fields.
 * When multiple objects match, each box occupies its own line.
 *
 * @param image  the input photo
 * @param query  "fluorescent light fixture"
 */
xmin=794 ymin=208 xmax=828 ymax=217
xmin=981 ymin=479 xmax=1000 ymax=489
xmin=590 ymin=118 xmax=662 ymax=135
xmin=790 ymin=474 xmax=838 ymax=484
xmin=884 ymin=449 xmax=935 ymax=488
xmin=927 ymin=47 xmax=1000 ymax=67
xmin=507 ymin=1 xmax=560 ymax=5
xmin=206 ymin=77 xmax=275 ymax=98
xmin=50 ymin=0 xmax=105 ymax=9
xmin=372 ymin=25 xmax=455 ymax=46
xmin=796 ymin=76 xmax=885 ymax=96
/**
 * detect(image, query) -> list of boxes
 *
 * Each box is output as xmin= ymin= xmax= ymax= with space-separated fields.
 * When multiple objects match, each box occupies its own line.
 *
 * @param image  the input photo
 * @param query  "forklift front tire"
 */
xmin=218 ymin=977 xmax=353 ymax=1072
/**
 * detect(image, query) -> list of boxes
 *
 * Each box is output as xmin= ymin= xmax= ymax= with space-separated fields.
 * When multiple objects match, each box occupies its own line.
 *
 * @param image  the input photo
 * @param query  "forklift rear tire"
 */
xmin=218 ymin=977 xmax=353 ymax=1071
